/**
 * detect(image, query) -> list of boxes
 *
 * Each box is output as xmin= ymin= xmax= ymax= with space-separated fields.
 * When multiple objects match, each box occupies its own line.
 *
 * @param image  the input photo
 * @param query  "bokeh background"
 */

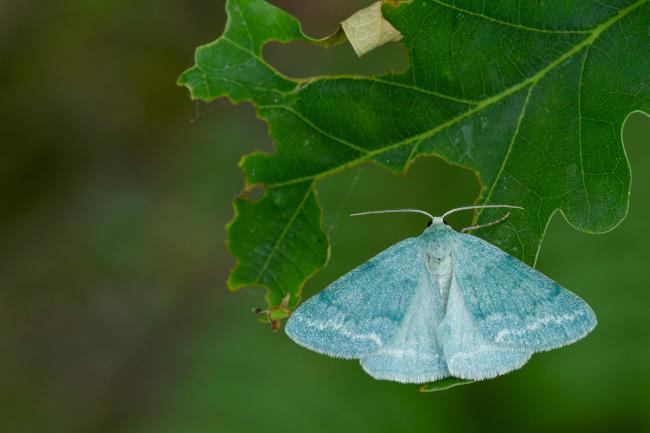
xmin=1 ymin=1 xmax=649 ymax=432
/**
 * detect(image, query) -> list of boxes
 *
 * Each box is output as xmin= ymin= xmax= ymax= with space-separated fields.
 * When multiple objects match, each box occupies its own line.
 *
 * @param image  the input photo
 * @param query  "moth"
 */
xmin=285 ymin=205 xmax=596 ymax=383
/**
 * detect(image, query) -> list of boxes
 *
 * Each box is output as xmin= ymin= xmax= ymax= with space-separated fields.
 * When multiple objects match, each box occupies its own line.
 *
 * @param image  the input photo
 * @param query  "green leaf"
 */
xmin=418 ymin=377 xmax=473 ymax=392
xmin=179 ymin=0 xmax=649 ymax=315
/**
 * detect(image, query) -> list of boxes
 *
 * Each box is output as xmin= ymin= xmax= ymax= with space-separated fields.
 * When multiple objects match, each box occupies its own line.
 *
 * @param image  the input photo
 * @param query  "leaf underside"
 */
xmin=179 ymin=0 xmax=648 ymax=319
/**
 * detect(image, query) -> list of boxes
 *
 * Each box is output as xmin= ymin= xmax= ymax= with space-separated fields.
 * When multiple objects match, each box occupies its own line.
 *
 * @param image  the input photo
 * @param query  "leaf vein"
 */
xmin=261 ymin=104 xmax=370 ymax=154
xmin=253 ymin=183 xmax=314 ymax=284
xmin=428 ymin=0 xmax=592 ymax=34
xmin=478 ymin=83 xmax=535 ymax=215
xmin=577 ymin=46 xmax=592 ymax=225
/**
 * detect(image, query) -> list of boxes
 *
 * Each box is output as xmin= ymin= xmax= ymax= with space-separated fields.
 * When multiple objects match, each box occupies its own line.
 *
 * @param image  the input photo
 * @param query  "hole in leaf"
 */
xmin=266 ymin=0 xmax=409 ymax=77
xmin=273 ymin=0 xmax=371 ymax=37
xmin=264 ymin=40 xmax=409 ymax=79
xmin=307 ymin=155 xmax=479 ymax=294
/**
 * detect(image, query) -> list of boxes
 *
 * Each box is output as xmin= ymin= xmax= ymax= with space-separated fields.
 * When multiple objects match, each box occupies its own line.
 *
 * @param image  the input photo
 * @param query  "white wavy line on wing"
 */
xmin=299 ymin=316 xmax=383 ymax=346
xmin=493 ymin=311 xmax=585 ymax=343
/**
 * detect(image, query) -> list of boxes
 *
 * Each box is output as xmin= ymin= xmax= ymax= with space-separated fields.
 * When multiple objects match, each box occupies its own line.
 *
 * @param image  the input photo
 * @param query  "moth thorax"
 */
xmin=425 ymin=251 xmax=453 ymax=310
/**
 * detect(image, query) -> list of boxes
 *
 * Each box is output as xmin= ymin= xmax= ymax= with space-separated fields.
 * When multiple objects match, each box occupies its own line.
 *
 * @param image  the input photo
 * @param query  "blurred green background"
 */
xmin=1 ymin=1 xmax=649 ymax=432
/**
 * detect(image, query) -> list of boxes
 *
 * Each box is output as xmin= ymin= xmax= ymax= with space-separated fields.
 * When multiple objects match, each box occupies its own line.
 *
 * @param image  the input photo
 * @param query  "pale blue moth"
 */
xmin=285 ymin=205 xmax=597 ymax=383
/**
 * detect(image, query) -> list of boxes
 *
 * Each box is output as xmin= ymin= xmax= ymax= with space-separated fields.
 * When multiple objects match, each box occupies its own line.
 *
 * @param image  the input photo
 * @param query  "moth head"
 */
xmin=424 ymin=216 xmax=454 ymax=235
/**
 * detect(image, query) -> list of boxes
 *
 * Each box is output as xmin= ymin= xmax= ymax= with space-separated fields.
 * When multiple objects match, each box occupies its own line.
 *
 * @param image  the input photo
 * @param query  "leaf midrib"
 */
xmin=254 ymin=0 xmax=647 ymax=189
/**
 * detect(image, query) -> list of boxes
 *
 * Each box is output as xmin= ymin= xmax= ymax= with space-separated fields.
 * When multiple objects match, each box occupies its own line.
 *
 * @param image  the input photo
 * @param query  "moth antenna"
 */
xmin=442 ymin=204 xmax=523 ymax=219
xmin=351 ymin=209 xmax=435 ymax=221
xmin=461 ymin=212 xmax=511 ymax=233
